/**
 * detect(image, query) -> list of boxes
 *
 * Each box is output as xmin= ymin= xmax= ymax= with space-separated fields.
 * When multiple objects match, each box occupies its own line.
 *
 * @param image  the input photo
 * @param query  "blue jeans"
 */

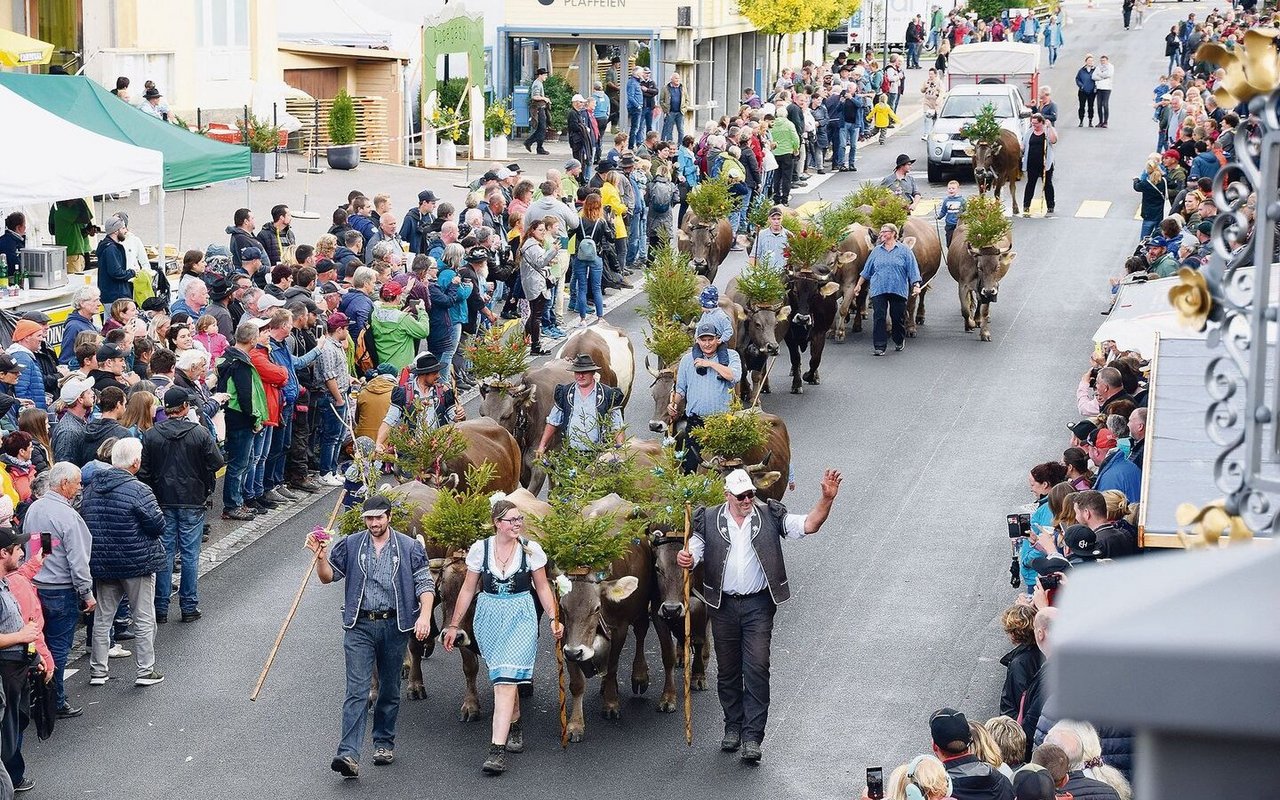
xmin=222 ymin=425 xmax=254 ymax=508
xmin=627 ymin=108 xmax=645 ymax=148
xmin=572 ymin=256 xmax=604 ymax=318
xmin=36 ymin=587 xmax=80 ymax=709
xmin=1140 ymin=219 xmax=1160 ymax=240
xmin=730 ymin=188 xmax=752 ymax=233
xmin=871 ymin=293 xmax=908 ymax=351
xmin=266 ymin=407 xmax=293 ymax=491
xmin=1047 ymin=45 xmax=1059 ymax=66
xmin=248 ymin=427 xmax=272 ymax=499
xmin=889 ymin=93 xmax=900 ymax=113
xmin=838 ymin=122 xmax=859 ymax=168
xmin=437 ymin=322 xmax=462 ymax=382
xmin=907 ymin=42 xmax=921 ymax=68
xmin=156 ymin=507 xmax=203 ymax=615
xmin=315 ymin=395 xmax=347 ymax=475
xmin=661 ymin=110 xmax=684 ymax=143
xmin=338 ymin=618 xmax=410 ymax=760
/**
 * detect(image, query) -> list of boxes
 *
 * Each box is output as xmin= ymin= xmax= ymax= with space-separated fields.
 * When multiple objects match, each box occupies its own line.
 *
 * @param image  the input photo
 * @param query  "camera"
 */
xmin=866 ymin=766 xmax=884 ymax=800
xmin=1039 ymin=573 xmax=1061 ymax=591
xmin=1006 ymin=512 xmax=1031 ymax=538
xmin=695 ymin=366 xmax=708 ymax=376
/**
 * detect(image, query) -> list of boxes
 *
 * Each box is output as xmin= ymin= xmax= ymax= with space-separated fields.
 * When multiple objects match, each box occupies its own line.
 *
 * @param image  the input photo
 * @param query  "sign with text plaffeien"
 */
xmin=421 ymin=7 xmax=486 ymax=94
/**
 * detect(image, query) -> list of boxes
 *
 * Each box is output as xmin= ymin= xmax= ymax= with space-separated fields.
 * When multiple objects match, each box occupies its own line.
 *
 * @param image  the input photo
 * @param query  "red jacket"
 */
xmin=249 ymin=344 xmax=288 ymax=426
xmin=9 ymin=556 xmax=54 ymax=675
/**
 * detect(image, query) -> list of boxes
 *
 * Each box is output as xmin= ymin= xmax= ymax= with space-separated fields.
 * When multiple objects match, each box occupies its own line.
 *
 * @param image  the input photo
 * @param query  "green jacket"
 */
xmin=370 ymin=302 xmax=430 ymax=371
xmin=1150 ymin=253 xmax=1179 ymax=279
xmin=770 ymin=117 xmax=800 ymax=156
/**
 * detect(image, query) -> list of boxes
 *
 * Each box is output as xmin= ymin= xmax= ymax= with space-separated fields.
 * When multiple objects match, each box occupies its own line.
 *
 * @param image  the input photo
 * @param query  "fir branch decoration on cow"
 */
xmin=685 ymin=176 xmax=737 ymax=222
xmin=641 ymin=244 xmax=702 ymax=325
xmin=782 ymin=226 xmax=837 ymax=274
xmin=645 ymin=448 xmax=723 ymax=529
xmin=849 ymin=182 xmax=900 ymax=211
xmin=691 ymin=400 xmax=770 ymax=465
xmin=536 ymin=498 xmax=636 ymax=573
xmin=736 ymin=258 xmax=788 ymax=306
xmin=646 ymin=320 xmax=695 ymax=369
xmin=959 ymin=103 xmax=1002 ymax=145
xmin=464 ymin=324 xmax=530 ymax=381
xmin=542 ymin=419 xmax=644 ymax=505
xmin=420 ymin=463 xmax=499 ymax=555
xmin=869 ymin=196 xmax=909 ymax=232
xmin=960 ymin=195 xmax=1012 ymax=249
xmin=386 ymin=413 xmax=467 ymax=483
xmin=810 ymin=196 xmax=869 ymax=241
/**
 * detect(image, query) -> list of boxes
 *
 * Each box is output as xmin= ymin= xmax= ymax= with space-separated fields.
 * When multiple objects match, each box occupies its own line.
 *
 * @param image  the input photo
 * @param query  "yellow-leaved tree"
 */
xmin=738 ymin=0 xmax=863 ymax=75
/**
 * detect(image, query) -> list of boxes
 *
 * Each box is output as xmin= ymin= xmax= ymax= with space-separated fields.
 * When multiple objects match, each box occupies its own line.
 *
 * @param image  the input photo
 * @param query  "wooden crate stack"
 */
xmin=287 ymin=96 xmax=390 ymax=163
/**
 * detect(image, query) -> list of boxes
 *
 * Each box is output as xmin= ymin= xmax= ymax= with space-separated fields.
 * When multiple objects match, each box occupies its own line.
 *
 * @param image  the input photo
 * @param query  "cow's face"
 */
xmin=972 ymin=140 xmax=1003 ymax=191
xmin=558 ymin=574 xmax=640 ymax=665
xmin=479 ymin=380 xmax=533 ymax=434
xmin=968 ymin=242 xmax=1016 ymax=303
xmin=785 ymin=272 xmax=840 ymax=333
xmin=681 ymin=224 xmax=715 ymax=275
xmin=648 ymin=528 xmax=689 ymax=619
xmin=740 ymin=303 xmax=787 ymax=356
xmin=647 ymin=363 xmax=679 ymax=432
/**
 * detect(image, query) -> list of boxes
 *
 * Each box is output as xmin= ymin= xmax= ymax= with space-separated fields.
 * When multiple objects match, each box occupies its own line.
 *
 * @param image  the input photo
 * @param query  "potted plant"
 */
xmin=484 ymin=101 xmax=515 ymax=160
xmin=327 ymin=89 xmax=360 ymax=170
xmin=432 ymin=106 xmax=463 ymax=168
xmin=240 ymin=112 xmax=283 ymax=181
xmin=543 ymin=74 xmax=574 ymax=138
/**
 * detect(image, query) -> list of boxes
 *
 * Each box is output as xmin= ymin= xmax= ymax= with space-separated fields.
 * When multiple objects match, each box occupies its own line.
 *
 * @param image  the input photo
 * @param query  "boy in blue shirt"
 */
xmin=937 ymin=180 xmax=967 ymax=246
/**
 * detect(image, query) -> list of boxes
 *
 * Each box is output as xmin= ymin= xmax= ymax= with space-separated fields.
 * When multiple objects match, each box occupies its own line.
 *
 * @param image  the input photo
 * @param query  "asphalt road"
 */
xmin=25 ymin=3 xmax=1176 ymax=796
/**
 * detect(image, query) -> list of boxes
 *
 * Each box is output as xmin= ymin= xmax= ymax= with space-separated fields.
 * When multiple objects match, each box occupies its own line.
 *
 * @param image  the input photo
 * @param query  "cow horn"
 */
xmin=755 ymin=471 xmax=781 ymax=489
xmin=645 ymin=354 xmax=658 ymax=378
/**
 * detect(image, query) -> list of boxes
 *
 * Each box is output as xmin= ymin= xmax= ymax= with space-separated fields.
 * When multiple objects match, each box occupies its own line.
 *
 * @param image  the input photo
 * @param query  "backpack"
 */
xmin=354 ymin=324 xmax=379 ymax=376
xmin=880 ymin=72 xmax=892 ymax=94
xmin=649 ymin=179 xmax=676 ymax=214
xmin=578 ymin=237 xmax=599 ymax=262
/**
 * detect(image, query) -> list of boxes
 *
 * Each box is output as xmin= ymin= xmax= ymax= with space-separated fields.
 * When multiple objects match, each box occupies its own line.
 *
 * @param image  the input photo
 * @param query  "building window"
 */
xmin=195 ymin=0 xmax=249 ymax=49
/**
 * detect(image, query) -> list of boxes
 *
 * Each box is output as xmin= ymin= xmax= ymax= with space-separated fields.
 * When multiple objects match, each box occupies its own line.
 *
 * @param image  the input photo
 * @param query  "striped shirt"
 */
xmin=751 ymin=228 xmax=790 ymax=272
xmin=360 ymin=541 xmax=398 ymax=612
xmin=675 ymin=348 xmax=742 ymax=417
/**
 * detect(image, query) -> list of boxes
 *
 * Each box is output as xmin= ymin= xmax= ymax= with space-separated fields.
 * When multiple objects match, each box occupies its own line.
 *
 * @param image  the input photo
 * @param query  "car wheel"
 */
xmin=927 ymin=161 xmax=943 ymax=183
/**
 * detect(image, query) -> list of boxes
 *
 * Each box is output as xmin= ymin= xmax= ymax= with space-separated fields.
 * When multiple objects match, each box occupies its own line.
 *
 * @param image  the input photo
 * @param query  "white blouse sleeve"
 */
xmin=465 ymin=539 xmax=486 ymax=573
xmin=524 ymin=540 xmax=548 ymax=572
xmin=783 ymin=514 xmax=810 ymax=539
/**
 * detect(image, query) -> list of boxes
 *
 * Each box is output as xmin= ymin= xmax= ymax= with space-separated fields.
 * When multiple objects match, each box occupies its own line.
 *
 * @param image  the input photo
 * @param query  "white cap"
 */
xmin=496 ymin=167 xmax=516 ymax=179
xmin=571 ymin=93 xmax=587 ymax=103
xmin=724 ymin=469 xmax=755 ymax=496
xmin=244 ymin=316 xmax=272 ymax=329
xmin=59 ymin=376 xmax=95 ymax=405
xmin=257 ymin=294 xmax=285 ymax=310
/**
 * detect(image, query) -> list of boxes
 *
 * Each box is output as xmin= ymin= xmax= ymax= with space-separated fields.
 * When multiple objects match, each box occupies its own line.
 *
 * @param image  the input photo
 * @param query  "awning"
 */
xmin=0 ymin=84 xmax=163 ymax=206
xmin=0 ymin=29 xmax=53 ymax=68
xmin=1094 ymin=276 xmax=1205 ymax=357
xmin=0 ymin=72 xmax=249 ymax=191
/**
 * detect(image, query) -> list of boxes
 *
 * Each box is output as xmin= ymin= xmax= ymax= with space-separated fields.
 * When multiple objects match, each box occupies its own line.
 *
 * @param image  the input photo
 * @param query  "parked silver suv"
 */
xmin=926 ymin=84 xmax=1031 ymax=183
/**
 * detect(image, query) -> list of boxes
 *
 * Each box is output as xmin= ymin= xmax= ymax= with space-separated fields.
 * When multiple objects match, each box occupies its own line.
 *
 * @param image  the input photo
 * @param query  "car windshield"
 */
xmin=941 ymin=94 xmax=1014 ymax=119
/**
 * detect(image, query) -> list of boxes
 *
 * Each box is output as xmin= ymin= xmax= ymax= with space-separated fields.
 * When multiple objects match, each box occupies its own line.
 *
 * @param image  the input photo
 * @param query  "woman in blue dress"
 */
xmin=443 ymin=499 xmax=563 ymax=775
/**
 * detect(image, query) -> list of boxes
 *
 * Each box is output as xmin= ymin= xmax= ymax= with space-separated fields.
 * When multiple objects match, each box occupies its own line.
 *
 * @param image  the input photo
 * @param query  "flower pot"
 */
xmin=489 ymin=135 xmax=509 ymax=159
xmin=326 ymin=144 xmax=361 ymax=171
xmin=438 ymin=140 xmax=458 ymax=168
xmin=250 ymin=151 xmax=277 ymax=181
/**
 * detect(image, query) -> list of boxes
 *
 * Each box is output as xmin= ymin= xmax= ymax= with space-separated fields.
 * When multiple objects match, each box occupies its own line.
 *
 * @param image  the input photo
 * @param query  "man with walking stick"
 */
xmin=306 ymin=495 xmax=434 ymax=780
xmin=676 ymin=468 xmax=842 ymax=763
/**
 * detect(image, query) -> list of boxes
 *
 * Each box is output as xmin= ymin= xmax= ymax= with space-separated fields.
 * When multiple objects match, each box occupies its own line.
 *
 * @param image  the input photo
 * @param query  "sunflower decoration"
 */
xmin=1196 ymin=28 xmax=1280 ymax=108
xmin=1175 ymin=500 xmax=1254 ymax=549
xmin=1168 ymin=266 xmax=1219 ymax=332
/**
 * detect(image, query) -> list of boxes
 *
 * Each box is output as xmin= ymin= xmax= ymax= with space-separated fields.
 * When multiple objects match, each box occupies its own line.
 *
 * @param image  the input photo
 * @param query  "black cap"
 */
xmin=465 ymin=246 xmax=489 ymax=263
xmin=143 ymin=86 xmax=162 ymax=99
xmin=20 ymin=310 xmax=51 ymax=325
xmin=320 ymin=281 xmax=341 ymax=295
xmin=895 ymin=153 xmax=916 ymax=168
xmin=1013 ymin=770 xmax=1057 ymax=800
xmin=1067 ymin=419 xmax=1097 ymax=441
xmin=208 ymin=278 xmax=233 ymax=301
xmin=97 ymin=344 xmax=126 ymax=362
xmin=360 ymin=495 xmax=393 ymax=517
xmin=536 ymin=67 xmax=548 ymax=75
xmin=163 ymin=386 xmax=191 ymax=410
xmin=315 ymin=258 xmax=337 ymax=275
xmin=929 ymin=708 xmax=971 ymax=749
xmin=481 ymin=170 xmax=500 ymax=183
xmin=1065 ymin=525 xmax=1101 ymax=559
xmin=0 ymin=526 xmax=30 ymax=550
xmin=1030 ymin=553 xmax=1072 ymax=577
xmin=0 ymin=353 xmax=23 ymax=374
xmin=418 ymin=190 xmax=438 ymax=204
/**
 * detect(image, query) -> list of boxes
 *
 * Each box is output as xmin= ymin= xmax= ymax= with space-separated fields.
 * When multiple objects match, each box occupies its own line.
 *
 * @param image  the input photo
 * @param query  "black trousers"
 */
xmin=871 ymin=293 xmax=908 ymax=351
xmin=675 ymin=415 xmax=705 ymax=474
xmin=285 ymin=397 xmax=313 ymax=484
xmin=1023 ymin=163 xmax=1056 ymax=212
xmin=1077 ymin=91 xmax=1095 ymax=123
xmin=524 ymin=105 xmax=548 ymax=148
xmin=1096 ymin=90 xmax=1112 ymax=125
xmin=709 ymin=591 xmax=776 ymax=744
xmin=0 ymin=658 xmax=30 ymax=783
xmin=525 ymin=294 xmax=547 ymax=351
xmin=773 ymin=153 xmax=795 ymax=204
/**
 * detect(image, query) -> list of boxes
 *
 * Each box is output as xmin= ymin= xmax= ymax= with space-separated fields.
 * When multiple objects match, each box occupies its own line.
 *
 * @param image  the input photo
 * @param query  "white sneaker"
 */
xmin=322 ymin=473 xmax=344 ymax=487
xmin=108 ymin=643 xmax=132 ymax=658
xmin=89 ymin=674 xmax=109 ymax=686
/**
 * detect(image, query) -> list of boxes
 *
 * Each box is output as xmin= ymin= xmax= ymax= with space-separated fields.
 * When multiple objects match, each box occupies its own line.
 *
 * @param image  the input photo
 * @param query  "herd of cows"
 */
xmin=364 ymin=185 xmax=1017 ymax=742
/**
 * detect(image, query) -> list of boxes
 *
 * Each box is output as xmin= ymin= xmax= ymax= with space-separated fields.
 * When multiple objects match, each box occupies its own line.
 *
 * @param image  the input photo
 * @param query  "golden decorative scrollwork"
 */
xmin=1196 ymin=28 xmax=1280 ymax=108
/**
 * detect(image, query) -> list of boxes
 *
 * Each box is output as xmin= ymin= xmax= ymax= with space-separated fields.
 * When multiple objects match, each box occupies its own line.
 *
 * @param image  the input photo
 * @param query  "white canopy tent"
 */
xmin=0 ymin=83 xmax=163 ymax=207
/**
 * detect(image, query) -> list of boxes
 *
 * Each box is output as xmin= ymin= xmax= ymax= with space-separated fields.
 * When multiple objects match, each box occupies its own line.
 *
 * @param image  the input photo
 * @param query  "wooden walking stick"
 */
xmin=250 ymin=491 xmax=346 ymax=701
xmin=554 ymin=591 xmax=569 ymax=749
xmin=681 ymin=501 xmax=693 ymax=746
xmin=749 ymin=356 xmax=778 ymax=408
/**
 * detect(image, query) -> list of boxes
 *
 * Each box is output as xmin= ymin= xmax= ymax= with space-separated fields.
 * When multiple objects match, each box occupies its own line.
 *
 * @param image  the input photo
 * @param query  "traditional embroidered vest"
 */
xmin=694 ymin=499 xmax=791 ymax=609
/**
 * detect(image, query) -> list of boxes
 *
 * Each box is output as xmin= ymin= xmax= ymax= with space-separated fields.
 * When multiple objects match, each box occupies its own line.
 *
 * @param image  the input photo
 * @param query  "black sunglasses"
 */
xmin=732 ymin=490 xmax=755 ymax=501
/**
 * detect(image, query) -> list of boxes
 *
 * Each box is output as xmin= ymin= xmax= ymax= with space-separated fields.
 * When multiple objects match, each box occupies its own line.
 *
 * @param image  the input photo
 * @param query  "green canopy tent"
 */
xmin=0 ymin=72 xmax=249 ymax=190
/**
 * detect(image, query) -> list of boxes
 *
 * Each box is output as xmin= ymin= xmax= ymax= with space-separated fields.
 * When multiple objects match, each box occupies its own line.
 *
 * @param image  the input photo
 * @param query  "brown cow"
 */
xmin=700 ymin=412 xmax=791 ymax=502
xmin=426 ymin=487 xmax=551 ymax=720
xmin=833 ymin=223 xmax=874 ymax=341
xmin=556 ymin=494 xmax=654 ymax=742
xmin=971 ymin=129 xmax=1024 ymax=216
xmin=677 ymin=210 xmax=734 ymax=283
xmin=646 ymin=358 xmax=681 ymax=434
xmin=725 ymin=277 xmax=790 ymax=400
xmin=479 ymin=361 xmax=574 ymax=493
xmin=947 ymin=222 xmax=1017 ymax=342
xmin=554 ymin=320 xmax=636 ymax=406
xmin=649 ymin=526 xmax=711 ymax=712
xmin=425 ymin=417 xmax=521 ymax=495
xmin=847 ymin=217 xmax=943 ymax=339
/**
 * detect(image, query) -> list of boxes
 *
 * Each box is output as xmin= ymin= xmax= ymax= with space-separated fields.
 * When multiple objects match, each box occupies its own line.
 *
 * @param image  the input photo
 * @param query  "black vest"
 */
xmin=693 ymin=500 xmax=792 ymax=609
xmin=480 ymin=537 xmax=533 ymax=596
xmin=552 ymin=382 xmax=624 ymax=424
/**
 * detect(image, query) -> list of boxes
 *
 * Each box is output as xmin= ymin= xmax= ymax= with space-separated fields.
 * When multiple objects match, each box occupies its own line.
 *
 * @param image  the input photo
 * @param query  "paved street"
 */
xmin=25 ymin=2 xmax=1178 ymax=796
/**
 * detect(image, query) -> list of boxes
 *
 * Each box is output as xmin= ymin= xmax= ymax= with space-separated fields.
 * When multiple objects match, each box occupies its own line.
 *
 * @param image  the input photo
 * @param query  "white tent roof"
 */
xmin=0 ymin=84 xmax=163 ymax=207
xmin=947 ymin=42 xmax=1041 ymax=77
xmin=276 ymin=0 xmax=425 ymax=55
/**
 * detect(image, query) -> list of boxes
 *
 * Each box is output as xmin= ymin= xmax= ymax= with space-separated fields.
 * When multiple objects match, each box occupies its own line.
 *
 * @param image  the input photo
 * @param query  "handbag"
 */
xmin=29 ymin=662 xmax=55 ymax=740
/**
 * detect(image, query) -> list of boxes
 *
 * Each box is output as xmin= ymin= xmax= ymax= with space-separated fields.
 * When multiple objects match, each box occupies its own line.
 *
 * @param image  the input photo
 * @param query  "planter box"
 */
xmin=326 ymin=144 xmax=361 ymax=170
xmin=250 ymin=151 xmax=277 ymax=181
xmin=439 ymin=140 xmax=458 ymax=168
xmin=489 ymin=135 xmax=509 ymax=159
